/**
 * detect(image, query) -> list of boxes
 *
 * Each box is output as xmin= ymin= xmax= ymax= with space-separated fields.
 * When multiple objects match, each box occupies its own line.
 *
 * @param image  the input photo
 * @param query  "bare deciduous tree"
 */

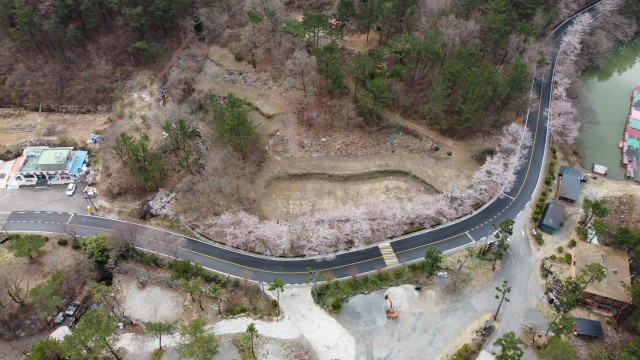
xmin=285 ymin=50 xmax=318 ymax=99
xmin=0 ymin=262 xmax=31 ymax=307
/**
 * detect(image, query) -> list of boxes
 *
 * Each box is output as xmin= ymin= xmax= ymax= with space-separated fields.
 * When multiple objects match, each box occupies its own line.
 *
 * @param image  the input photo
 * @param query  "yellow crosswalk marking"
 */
xmin=378 ymin=242 xmax=399 ymax=267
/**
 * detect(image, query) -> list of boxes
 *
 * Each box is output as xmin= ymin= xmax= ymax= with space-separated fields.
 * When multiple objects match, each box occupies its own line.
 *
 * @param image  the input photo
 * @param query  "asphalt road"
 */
xmin=1 ymin=3 xmax=605 ymax=285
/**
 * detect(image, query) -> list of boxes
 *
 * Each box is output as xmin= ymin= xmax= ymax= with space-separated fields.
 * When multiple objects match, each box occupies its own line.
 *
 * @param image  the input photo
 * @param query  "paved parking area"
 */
xmin=0 ymin=186 xmax=93 ymax=214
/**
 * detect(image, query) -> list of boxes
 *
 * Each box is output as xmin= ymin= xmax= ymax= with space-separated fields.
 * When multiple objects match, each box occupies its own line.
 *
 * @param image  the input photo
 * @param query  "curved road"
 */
xmin=2 ymin=3 xmax=604 ymax=284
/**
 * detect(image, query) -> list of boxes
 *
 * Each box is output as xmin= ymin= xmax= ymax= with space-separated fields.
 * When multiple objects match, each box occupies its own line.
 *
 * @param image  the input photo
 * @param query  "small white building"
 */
xmin=12 ymin=147 xmax=88 ymax=187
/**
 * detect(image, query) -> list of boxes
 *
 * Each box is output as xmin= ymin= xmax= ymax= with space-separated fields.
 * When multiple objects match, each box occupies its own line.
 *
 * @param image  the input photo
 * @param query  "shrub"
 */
xmin=271 ymin=299 xmax=278 ymax=309
xmin=71 ymin=239 xmax=81 ymax=249
xmin=541 ymin=262 xmax=551 ymax=278
xmin=57 ymin=238 xmax=69 ymax=246
xmin=376 ymin=270 xmax=390 ymax=282
xmin=409 ymin=262 xmax=424 ymax=273
xmin=535 ymin=233 xmax=544 ymax=245
xmin=128 ymin=41 xmax=163 ymax=64
xmin=331 ymin=298 xmax=342 ymax=311
xmin=564 ymin=253 xmax=572 ymax=265
xmin=452 ymin=343 xmax=473 ymax=360
xmin=544 ymin=176 xmax=553 ymax=186
xmin=538 ymin=337 xmax=577 ymax=359
xmin=549 ymin=254 xmax=557 ymax=261
xmin=576 ymin=226 xmax=588 ymax=241
xmin=151 ymin=348 xmax=164 ymax=360
xmin=229 ymin=305 xmax=248 ymax=316
xmin=556 ymin=246 xmax=564 ymax=253
xmin=567 ymin=239 xmax=577 ymax=248
xmin=137 ymin=252 xmax=161 ymax=267
xmin=532 ymin=213 xmax=541 ymax=222
xmin=7 ymin=234 xmax=49 ymax=260
xmin=170 ymin=260 xmax=221 ymax=284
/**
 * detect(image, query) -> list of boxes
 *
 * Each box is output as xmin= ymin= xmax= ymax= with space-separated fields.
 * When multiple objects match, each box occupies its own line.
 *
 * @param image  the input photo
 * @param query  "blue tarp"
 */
xmin=69 ymin=151 xmax=87 ymax=174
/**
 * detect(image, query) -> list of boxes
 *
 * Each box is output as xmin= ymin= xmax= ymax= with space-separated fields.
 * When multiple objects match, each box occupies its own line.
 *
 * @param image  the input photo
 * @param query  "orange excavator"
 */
xmin=385 ymin=294 xmax=398 ymax=319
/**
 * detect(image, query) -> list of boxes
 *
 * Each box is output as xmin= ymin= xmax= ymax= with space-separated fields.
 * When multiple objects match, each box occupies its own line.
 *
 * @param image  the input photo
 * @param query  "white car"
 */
xmin=66 ymin=182 xmax=76 ymax=196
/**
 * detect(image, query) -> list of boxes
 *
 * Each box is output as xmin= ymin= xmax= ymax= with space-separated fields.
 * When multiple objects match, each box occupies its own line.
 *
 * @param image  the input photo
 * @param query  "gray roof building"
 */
xmin=539 ymin=201 xmax=566 ymax=234
xmin=558 ymin=166 xmax=586 ymax=181
xmin=558 ymin=175 xmax=582 ymax=203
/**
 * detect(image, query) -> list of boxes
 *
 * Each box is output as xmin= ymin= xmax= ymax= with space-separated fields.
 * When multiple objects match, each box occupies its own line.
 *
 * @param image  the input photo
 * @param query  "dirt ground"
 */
xmin=115 ymin=277 xmax=185 ymax=324
xmin=0 ymin=108 xmax=109 ymax=148
xmin=334 ymin=246 xmax=497 ymax=359
xmin=258 ymin=175 xmax=434 ymax=219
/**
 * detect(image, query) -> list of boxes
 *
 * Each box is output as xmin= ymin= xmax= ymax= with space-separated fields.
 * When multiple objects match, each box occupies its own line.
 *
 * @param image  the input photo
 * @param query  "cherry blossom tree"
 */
xmin=549 ymin=13 xmax=592 ymax=145
xmin=191 ymin=121 xmax=533 ymax=257
xmin=148 ymin=189 xmax=176 ymax=217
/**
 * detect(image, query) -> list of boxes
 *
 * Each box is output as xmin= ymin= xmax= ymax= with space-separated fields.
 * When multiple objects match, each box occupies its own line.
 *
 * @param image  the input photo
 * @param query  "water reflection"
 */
xmin=590 ymin=38 xmax=640 ymax=82
xmin=579 ymin=36 xmax=640 ymax=179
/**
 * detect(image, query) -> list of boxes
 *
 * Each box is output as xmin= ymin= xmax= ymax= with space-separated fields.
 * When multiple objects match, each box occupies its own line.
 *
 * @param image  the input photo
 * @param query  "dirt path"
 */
xmin=117 ymin=287 xmax=355 ymax=359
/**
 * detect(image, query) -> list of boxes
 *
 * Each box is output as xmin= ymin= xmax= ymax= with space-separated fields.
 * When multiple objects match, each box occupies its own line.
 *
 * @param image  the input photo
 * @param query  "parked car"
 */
xmin=54 ymin=312 xmax=65 ymax=325
xmin=66 ymin=182 xmax=76 ymax=196
xmin=65 ymin=302 xmax=79 ymax=316
xmin=82 ymin=186 xmax=97 ymax=199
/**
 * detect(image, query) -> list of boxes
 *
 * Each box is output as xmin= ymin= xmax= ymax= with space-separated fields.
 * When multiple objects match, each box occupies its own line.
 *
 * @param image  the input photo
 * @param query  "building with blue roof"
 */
xmin=12 ymin=147 xmax=88 ymax=187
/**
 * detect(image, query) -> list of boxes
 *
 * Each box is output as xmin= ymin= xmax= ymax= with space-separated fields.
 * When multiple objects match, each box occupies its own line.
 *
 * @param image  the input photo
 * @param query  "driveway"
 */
xmin=0 ymin=186 xmax=92 ymax=214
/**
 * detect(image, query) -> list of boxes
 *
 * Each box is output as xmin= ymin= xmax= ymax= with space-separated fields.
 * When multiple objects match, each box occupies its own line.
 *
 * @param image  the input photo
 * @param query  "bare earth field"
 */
xmin=0 ymin=108 xmax=109 ymax=148
xmin=258 ymin=175 xmax=434 ymax=219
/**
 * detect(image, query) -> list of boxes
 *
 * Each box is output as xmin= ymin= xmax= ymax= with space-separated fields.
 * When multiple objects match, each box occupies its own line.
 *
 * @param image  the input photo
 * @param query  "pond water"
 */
xmin=579 ymin=38 xmax=640 ymax=179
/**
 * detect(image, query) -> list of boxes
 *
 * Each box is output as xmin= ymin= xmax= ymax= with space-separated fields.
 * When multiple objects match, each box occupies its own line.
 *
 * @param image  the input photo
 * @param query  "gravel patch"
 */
xmin=118 ymin=279 xmax=184 ymax=323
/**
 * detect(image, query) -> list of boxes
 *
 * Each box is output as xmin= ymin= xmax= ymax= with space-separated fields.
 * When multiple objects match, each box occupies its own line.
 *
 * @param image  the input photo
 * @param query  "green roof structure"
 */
xmin=18 ymin=147 xmax=73 ymax=173
xmin=37 ymin=148 xmax=71 ymax=165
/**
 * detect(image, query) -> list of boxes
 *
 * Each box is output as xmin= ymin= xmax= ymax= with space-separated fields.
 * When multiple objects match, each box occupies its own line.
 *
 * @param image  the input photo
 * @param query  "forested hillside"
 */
xmin=0 ymin=0 xmax=193 ymax=106
xmin=0 ymin=0 xmax=585 ymax=134
xmin=209 ymin=0 xmax=558 ymax=136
